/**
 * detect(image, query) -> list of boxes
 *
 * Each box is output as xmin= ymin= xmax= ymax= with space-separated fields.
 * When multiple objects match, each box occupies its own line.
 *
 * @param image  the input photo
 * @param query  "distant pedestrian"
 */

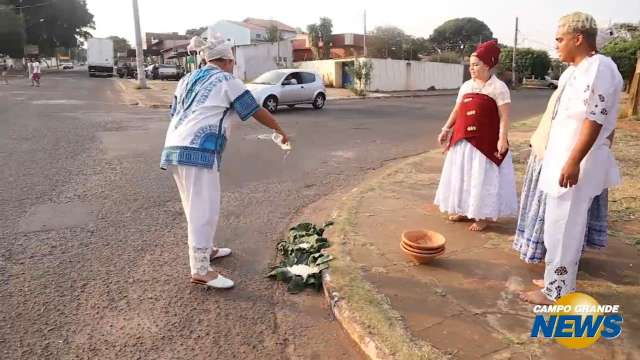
xmin=1 ymin=59 xmax=8 ymax=85
xmin=32 ymin=59 xmax=41 ymax=87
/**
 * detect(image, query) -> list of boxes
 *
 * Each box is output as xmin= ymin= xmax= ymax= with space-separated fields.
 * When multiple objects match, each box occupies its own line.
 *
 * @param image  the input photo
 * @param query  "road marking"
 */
xmin=32 ymin=100 xmax=85 ymax=105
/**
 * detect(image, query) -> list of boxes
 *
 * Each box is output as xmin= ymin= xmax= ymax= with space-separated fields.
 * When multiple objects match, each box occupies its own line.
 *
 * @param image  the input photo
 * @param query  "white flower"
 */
xmin=287 ymin=264 xmax=320 ymax=280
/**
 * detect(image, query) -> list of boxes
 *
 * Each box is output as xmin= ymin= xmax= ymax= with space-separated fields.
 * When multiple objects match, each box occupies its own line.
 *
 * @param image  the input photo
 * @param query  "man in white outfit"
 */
xmin=160 ymin=35 xmax=289 ymax=289
xmin=520 ymin=12 xmax=623 ymax=304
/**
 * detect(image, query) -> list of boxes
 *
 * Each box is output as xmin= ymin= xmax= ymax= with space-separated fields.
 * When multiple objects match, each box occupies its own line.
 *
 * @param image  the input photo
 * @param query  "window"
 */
xmin=283 ymin=72 xmax=303 ymax=85
xmin=344 ymin=34 xmax=354 ymax=46
xmin=300 ymin=72 xmax=316 ymax=84
xmin=252 ymin=70 xmax=286 ymax=85
xmin=256 ymin=33 xmax=262 ymax=39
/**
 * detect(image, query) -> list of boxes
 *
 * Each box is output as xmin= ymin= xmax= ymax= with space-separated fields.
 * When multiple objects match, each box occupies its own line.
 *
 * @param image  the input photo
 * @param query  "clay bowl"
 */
xmin=402 ymin=240 xmax=445 ymax=254
xmin=400 ymin=242 xmax=445 ymax=264
xmin=401 ymin=230 xmax=446 ymax=251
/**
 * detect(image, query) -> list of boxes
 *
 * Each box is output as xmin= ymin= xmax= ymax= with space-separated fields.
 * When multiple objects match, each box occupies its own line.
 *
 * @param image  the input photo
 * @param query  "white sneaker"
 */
xmin=210 ymin=247 xmax=232 ymax=260
xmin=192 ymin=274 xmax=234 ymax=289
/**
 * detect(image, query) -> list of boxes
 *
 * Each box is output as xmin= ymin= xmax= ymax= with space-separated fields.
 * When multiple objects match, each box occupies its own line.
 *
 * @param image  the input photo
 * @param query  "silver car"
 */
xmin=247 ymin=69 xmax=326 ymax=113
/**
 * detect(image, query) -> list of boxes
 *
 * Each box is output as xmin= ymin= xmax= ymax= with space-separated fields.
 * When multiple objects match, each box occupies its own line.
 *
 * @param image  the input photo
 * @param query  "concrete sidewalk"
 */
xmin=298 ymin=116 xmax=640 ymax=359
xmin=115 ymin=78 xmax=459 ymax=108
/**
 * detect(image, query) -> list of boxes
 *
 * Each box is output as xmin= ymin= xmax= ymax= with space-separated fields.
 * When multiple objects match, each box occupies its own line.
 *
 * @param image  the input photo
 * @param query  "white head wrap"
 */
xmin=188 ymin=35 xmax=234 ymax=61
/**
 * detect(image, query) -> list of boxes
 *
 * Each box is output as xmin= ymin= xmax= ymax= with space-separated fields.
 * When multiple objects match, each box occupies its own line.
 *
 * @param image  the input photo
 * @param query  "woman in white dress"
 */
xmin=434 ymin=40 xmax=518 ymax=231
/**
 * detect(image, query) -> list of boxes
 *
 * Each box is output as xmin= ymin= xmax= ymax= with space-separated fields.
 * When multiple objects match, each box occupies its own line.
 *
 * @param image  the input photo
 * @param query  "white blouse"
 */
xmin=456 ymin=75 xmax=511 ymax=106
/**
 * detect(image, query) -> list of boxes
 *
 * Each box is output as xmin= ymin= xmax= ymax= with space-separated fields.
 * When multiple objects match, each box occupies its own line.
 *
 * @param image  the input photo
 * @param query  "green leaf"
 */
xmin=316 ymin=263 xmax=329 ymax=272
xmin=268 ymin=268 xmax=293 ymax=282
xmin=315 ymin=254 xmax=334 ymax=265
xmin=287 ymin=276 xmax=306 ymax=294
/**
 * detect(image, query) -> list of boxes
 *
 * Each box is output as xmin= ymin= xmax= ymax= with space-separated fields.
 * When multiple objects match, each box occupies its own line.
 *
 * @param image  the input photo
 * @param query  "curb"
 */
xmin=328 ymin=92 xmax=457 ymax=102
xmin=127 ymin=92 xmax=459 ymax=108
xmin=322 ymin=271 xmax=391 ymax=359
xmin=317 ymin=151 xmax=448 ymax=360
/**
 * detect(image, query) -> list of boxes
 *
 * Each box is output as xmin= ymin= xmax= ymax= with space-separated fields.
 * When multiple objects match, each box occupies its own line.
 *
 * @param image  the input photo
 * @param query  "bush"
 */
xmin=601 ymin=35 xmax=640 ymax=83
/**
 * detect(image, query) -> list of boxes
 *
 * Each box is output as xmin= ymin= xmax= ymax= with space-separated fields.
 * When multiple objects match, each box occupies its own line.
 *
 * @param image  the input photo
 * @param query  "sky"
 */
xmin=86 ymin=0 xmax=640 ymax=55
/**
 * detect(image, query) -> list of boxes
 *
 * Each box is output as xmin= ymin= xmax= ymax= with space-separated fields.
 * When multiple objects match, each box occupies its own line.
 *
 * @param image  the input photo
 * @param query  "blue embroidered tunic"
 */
xmin=160 ymin=64 xmax=260 ymax=170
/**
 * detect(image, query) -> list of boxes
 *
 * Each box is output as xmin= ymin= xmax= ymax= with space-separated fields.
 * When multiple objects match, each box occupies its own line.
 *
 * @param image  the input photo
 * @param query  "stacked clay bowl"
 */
xmin=400 ymin=230 xmax=446 ymax=264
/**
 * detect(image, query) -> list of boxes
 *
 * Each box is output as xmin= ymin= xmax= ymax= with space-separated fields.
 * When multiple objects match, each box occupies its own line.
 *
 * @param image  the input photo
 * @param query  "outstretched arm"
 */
xmin=252 ymin=108 xmax=289 ymax=144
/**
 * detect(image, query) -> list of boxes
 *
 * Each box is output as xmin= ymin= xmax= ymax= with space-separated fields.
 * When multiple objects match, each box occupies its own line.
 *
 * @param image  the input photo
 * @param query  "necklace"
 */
xmin=471 ymin=76 xmax=490 ymax=93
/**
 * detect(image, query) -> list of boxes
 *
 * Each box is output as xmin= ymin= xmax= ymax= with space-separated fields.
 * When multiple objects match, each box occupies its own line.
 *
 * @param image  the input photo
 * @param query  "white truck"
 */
xmin=87 ymin=38 xmax=114 ymax=77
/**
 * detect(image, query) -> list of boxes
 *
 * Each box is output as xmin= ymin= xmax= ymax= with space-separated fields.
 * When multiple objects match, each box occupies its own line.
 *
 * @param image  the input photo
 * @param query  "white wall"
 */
xmin=207 ymin=21 xmax=251 ymax=45
xmin=367 ymin=59 xmax=464 ymax=91
xmin=251 ymin=28 xmax=268 ymax=42
xmin=234 ymin=40 xmax=293 ymax=81
xmin=294 ymin=58 xmax=463 ymax=90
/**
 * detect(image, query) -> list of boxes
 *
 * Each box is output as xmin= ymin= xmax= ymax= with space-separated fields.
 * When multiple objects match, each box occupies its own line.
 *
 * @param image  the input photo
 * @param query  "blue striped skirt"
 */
xmin=513 ymin=153 xmax=608 ymax=264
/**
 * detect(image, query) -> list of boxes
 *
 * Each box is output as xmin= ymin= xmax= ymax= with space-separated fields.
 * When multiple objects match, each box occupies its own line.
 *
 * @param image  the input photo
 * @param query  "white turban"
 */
xmin=188 ymin=35 xmax=234 ymax=61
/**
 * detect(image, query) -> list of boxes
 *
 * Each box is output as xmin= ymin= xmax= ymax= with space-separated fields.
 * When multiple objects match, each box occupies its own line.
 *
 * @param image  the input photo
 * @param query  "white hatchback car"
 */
xmin=247 ymin=69 xmax=326 ymax=113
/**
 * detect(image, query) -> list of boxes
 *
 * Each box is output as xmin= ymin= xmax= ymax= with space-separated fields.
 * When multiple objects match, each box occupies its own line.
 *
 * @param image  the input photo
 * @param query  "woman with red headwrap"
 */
xmin=434 ymin=40 xmax=518 ymax=231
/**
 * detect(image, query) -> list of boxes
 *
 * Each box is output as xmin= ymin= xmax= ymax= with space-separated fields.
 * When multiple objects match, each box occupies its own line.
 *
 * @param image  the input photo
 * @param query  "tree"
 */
xmin=346 ymin=58 xmax=373 ymax=96
xmin=318 ymin=17 xmax=333 ymax=60
xmin=2 ymin=0 xmax=94 ymax=57
xmin=601 ymin=34 xmax=640 ymax=83
xmin=549 ymin=59 xmax=567 ymax=80
xmin=368 ymin=26 xmax=407 ymax=59
xmin=306 ymin=24 xmax=320 ymax=60
xmin=185 ymin=26 xmax=207 ymax=38
xmin=266 ymin=24 xmax=280 ymax=42
xmin=409 ymin=37 xmax=434 ymax=59
xmin=0 ymin=8 xmax=25 ymax=57
xmin=107 ymin=36 xmax=131 ymax=58
xmin=498 ymin=47 xmax=551 ymax=80
xmin=429 ymin=17 xmax=493 ymax=56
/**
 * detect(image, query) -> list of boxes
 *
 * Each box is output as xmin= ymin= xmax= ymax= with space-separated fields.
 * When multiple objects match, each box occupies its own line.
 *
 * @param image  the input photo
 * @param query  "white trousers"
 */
xmin=171 ymin=166 xmax=221 ymax=276
xmin=542 ymin=187 xmax=595 ymax=301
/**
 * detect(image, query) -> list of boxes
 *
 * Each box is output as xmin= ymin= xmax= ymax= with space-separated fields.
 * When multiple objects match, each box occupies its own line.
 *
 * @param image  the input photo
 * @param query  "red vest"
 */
xmin=448 ymin=92 xmax=507 ymax=166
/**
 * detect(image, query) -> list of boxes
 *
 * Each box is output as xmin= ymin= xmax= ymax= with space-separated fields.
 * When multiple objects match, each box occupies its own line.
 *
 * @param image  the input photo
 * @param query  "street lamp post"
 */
xmin=132 ymin=0 xmax=147 ymax=89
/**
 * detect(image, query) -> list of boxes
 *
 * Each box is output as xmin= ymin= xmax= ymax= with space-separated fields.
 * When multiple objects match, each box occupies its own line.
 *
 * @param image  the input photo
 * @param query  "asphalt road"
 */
xmin=0 ymin=69 xmax=552 ymax=359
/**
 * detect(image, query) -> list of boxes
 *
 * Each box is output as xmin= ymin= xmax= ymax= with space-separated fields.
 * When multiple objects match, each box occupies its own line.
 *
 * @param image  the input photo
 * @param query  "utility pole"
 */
xmin=363 ymin=10 xmax=367 ymax=58
xmin=132 ymin=0 xmax=147 ymax=89
xmin=19 ymin=0 xmax=26 ymax=73
xmin=512 ymin=17 xmax=518 ymax=88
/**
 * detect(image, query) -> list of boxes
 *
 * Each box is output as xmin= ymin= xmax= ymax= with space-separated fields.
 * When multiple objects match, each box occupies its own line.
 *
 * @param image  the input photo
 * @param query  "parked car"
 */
xmin=544 ymin=75 xmax=559 ymax=89
xmin=247 ymin=69 xmax=326 ymax=113
xmin=145 ymin=64 xmax=184 ymax=80
xmin=117 ymin=63 xmax=137 ymax=79
xmin=61 ymin=62 xmax=74 ymax=70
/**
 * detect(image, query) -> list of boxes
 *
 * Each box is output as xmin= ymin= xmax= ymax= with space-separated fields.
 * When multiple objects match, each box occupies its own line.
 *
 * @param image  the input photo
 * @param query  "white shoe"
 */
xmin=210 ymin=247 xmax=232 ymax=260
xmin=192 ymin=274 xmax=234 ymax=289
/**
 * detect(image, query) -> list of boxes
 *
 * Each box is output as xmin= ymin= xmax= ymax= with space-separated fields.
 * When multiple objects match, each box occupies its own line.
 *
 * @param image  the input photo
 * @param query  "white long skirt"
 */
xmin=434 ymin=140 xmax=518 ymax=221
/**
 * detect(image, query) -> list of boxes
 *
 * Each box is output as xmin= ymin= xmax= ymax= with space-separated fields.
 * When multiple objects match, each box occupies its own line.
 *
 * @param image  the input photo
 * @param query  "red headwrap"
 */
xmin=473 ymin=40 xmax=500 ymax=69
